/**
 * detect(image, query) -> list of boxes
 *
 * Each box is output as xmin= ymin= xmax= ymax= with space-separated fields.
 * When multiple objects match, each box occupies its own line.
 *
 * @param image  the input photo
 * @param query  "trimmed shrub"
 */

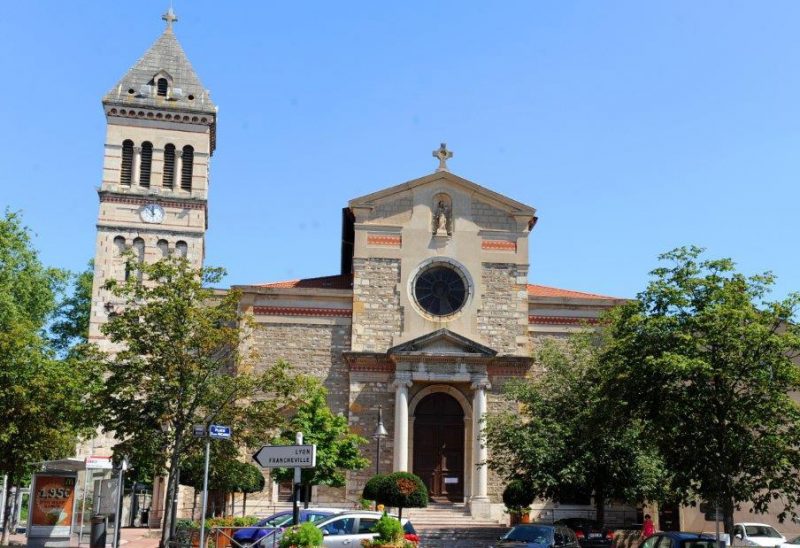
xmin=502 ymin=479 xmax=534 ymax=512
xmin=363 ymin=474 xmax=387 ymax=501
xmin=373 ymin=472 xmax=428 ymax=518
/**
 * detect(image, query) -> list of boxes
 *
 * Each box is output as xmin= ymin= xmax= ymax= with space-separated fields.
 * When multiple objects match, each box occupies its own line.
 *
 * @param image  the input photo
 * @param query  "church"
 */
xmin=87 ymin=11 xmax=626 ymax=524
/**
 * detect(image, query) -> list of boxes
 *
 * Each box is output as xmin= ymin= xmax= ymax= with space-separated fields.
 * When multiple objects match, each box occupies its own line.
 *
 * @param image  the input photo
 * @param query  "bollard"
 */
xmin=90 ymin=515 xmax=107 ymax=548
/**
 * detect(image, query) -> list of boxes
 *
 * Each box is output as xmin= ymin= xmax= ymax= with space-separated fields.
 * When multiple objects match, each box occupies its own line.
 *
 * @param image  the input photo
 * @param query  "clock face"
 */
xmin=140 ymin=203 xmax=165 ymax=224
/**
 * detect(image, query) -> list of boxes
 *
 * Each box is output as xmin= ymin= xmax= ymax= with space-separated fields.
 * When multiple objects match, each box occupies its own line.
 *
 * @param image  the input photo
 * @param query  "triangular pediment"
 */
xmin=388 ymin=329 xmax=497 ymax=357
xmin=349 ymin=170 xmax=536 ymax=217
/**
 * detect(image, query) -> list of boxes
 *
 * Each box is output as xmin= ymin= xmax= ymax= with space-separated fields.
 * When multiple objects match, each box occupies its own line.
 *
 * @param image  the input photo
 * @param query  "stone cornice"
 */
xmin=252 ymin=306 xmax=352 ymax=318
xmin=98 ymin=190 xmax=207 ymax=211
xmin=103 ymin=103 xmax=217 ymax=152
xmin=528 ymin=315 xmax=600 ymax=326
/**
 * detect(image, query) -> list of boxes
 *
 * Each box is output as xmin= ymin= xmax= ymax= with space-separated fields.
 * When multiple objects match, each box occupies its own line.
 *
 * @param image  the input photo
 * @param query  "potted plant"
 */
xmin=503 ymin=479 xmax=534 ymax=525
xmin=278 ymin=522 xmax=323 ymax=548
xmin=362 ymin=513 xmax=415 ymax=547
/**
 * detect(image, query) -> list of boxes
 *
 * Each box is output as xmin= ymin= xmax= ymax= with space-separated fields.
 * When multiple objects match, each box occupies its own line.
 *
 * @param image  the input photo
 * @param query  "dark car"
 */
xmin=640 ymin=532 xmax=717 ymax=548
xmin=495 ymin=523 xmax=580 ymax=548
xmin=232 ymin=508 xmax=338 ymax=546
xmin=556 ymin=518 xmax=615 ymax=548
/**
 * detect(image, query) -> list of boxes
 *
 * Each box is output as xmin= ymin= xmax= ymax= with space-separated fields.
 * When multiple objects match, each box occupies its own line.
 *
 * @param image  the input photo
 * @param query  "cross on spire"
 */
xmin=162 ymin=7 xmax=178 ymax=30
xmin=432 ymin=143 xmax=453 ymax=172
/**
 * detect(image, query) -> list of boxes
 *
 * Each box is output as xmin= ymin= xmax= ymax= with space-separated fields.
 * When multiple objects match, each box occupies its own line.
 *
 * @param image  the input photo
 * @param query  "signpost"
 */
xmin=253 ymin=435 xmax=317 ymax=526
xmin=195 ymin=424 xmax=231 ymax=548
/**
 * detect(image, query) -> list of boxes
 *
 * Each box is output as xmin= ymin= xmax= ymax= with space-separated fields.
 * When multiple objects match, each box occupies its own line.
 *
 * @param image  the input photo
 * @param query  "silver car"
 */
xmin=311 ymin=511 xmax=419 ymax=547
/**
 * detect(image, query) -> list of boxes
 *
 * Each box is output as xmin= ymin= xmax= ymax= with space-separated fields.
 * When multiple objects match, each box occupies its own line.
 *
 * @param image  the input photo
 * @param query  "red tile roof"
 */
xmin=254 ymin=274 xmax=353 ymax=290
xmin=527 ymin=284 xmax=620 ymax=300
xmin=254 ymin=274 xmax=618 ymax=300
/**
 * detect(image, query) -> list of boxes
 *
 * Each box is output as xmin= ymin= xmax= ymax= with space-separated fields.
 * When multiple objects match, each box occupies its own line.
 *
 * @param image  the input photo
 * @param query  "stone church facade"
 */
xmin=87 ymin=13 xmax=625 ymax=522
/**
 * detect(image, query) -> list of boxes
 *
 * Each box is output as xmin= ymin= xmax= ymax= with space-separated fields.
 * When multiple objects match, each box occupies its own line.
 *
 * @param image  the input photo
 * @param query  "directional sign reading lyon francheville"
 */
xmin=253 ymin=444 xmax=317 ymax=469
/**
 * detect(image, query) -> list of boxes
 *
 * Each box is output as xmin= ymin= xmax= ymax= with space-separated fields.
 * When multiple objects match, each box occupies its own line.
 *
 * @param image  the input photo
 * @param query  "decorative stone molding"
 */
xmin=252 ymin=306 xmax=352 ymax=318
xmin=528 ymin=315 xmax=599 ymax=325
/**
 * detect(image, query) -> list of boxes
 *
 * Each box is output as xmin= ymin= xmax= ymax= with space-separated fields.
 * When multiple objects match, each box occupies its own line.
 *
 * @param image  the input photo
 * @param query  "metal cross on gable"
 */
xmin=433 ymin=143 xmax=453 ymax=172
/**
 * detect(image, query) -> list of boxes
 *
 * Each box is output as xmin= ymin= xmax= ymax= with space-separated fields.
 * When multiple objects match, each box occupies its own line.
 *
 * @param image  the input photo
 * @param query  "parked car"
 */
xmin=781 ymin=536 xmax=800 ymax=548
xmin=733 ymin=523 xmax=786 ymax=547
xmin=556 ymin=518 xmax=615 ymax=548
xmin=494 ymin=523 xmax=580 ymax=548
xmin=232 ymin=508 xmax=340 ymax=546
xmin=640 ymin=532 xmax=717 ymax=548
xmin=309 ymin=511 xmax=419 ymax=547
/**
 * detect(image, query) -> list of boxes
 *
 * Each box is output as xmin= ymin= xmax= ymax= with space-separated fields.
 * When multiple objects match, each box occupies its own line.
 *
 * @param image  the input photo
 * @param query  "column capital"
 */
xmin=471 ymin=377 xmax=491 ymax=391
xmin=392 ymin=373 xmax=413 ymax=390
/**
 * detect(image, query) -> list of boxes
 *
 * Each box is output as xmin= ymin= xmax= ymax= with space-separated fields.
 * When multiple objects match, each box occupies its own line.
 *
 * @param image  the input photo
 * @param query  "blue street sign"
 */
xmin=209 ymin=424 xmax=232 ymax=439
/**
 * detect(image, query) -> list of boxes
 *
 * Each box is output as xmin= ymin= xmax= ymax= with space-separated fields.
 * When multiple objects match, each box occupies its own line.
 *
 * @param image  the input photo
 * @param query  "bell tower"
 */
xmin=89 ymin=9 xmax=216 ymax=348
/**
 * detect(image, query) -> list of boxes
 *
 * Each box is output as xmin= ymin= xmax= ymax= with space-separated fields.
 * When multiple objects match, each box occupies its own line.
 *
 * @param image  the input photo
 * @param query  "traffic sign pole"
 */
xmin=198 ymin=435 xmax=211 ymax=548
xmin=293 ymin=432 xmax=302 ymax=526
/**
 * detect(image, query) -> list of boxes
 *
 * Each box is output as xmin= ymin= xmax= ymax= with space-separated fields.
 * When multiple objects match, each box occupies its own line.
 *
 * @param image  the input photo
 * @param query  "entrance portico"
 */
xmin=347 ymin=328 xmax=529 ymax=518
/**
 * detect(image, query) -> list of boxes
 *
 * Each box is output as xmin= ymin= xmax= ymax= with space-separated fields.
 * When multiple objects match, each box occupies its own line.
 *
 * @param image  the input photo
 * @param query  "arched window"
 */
xmin=120 ymin=140 xmax=133 ymax=185
xmin=114 ymin=236 xmax=129 ymax=280
xmin=157 ymin=239 xmax=169 ymax=258
xmin=175 ymin=240 xmax=188 ymax=258
xmin=140 ymin=142 xmax=153 ymax=187
xmin=157 ymin=78 xmax=168 ymax=97
xmin=163 ymin=144 xmax=176 ymax=189
xmin=180 ymin=145 xmax=194 ymax=191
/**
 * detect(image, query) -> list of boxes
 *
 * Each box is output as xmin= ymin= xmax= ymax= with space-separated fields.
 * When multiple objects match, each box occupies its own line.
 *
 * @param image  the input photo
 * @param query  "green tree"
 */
xmin=485 ymin=333 xmax=667 ymax=524
xmin=0 ymin=211 xmax=102 ymax=543
xmin=371 ymin=472 xmax=428 ymax=519
xmin=272 ymin=381 xmax=369 ymax=505
xmin=51 ymin=260 xmax=93 ymax=352
xmin=601 ymin=246 xmax=800 ymax=534
xmin=97 ymin=256 xmax=310 ymax=545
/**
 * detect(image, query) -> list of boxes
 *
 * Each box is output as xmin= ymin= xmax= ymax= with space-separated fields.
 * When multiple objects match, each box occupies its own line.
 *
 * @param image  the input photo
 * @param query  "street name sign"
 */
xmin=209 ymin=424 xmax=232 ymax=439
xmin=193 ymin=424 xmax=207 ymax=438
xmin=253 ymin=445 xmax=317 ymax=468
xmin=85 ymin=456 xmax=113 ymax=470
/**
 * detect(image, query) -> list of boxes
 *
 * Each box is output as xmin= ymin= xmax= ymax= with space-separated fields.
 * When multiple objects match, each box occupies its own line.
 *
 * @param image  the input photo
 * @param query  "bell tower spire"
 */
xmin=89 ymin=11 xmax=217 ymax=350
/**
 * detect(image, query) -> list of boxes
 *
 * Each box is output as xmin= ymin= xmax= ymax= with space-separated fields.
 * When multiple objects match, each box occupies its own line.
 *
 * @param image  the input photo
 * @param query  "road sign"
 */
xmin=209 ymin=424 xmax=232 ymax=439
xmin=253 ymin=444 xmax=317 ymax=468
xmin=193 ymin=424 xmax=207 ymax=437
xmin=85 ymin=456 xmax=113 ymax=470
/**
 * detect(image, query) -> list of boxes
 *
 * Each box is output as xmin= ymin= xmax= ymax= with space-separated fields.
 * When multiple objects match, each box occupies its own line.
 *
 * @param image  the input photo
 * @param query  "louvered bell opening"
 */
xmin=120 ymin=140 xmax=133 ymax=185
xmin=139 ymin=142 xmax=153 ymax=187
xmin=157 ymin=78 xmax=168 ymax=97
xmin=163 ymin=144 xmax=175 ymax=188
xmin=181 ymin=145 xmax=194 ymax=191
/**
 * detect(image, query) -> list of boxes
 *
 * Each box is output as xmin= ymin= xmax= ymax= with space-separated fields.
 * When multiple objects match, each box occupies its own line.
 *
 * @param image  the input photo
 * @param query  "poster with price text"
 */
xmin=30 ymin=474 xmax=76 ymax=537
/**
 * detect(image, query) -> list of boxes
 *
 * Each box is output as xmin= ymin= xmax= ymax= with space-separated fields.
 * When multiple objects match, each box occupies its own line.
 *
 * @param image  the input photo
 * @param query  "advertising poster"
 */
xmin=30 ymin=474 xmax=76 ymax=538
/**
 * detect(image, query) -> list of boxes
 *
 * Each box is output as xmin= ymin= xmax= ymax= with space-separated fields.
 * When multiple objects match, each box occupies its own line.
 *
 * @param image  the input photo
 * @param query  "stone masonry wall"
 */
xmin=478 ymin=263 xmax=529 ymax=355
xmin=351 ymin=258 xmax=403 ymax=352
xmin=471 ymin=199 xmax=517 ymax=231
xmin=346 ymin=374 xmax=394 ymax=503
xmin=253 ymin=322 xmax=352 ymax=413
xmin=368 ymin=196 xmax=413 ymax=224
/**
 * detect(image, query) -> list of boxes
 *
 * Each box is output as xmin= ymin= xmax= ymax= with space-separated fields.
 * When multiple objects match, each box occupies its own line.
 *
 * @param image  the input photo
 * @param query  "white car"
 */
xmin=781 ymin=535 xmax=800 ymax=548
xmin=733 ymin=523 xmax=786 ymax=547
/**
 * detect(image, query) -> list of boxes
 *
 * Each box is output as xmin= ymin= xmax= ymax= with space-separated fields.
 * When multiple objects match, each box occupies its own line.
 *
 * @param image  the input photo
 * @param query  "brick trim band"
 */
xmin=481 ymin=239 xmax=516 ymax=252
xmin=367 ymin=234 xmax=402 ymax=247
xmin=528 ymin=315 xmax=599 ymax=325
xmin=100 ymin=193 xmax=206 ymax=210
xmin=253 ymin=306 xmax=353 ymax=318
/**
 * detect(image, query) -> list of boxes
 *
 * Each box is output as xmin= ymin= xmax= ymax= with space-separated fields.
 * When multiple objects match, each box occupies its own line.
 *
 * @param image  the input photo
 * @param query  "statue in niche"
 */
xmin=432 ymin=199 xmax=452 ymax=236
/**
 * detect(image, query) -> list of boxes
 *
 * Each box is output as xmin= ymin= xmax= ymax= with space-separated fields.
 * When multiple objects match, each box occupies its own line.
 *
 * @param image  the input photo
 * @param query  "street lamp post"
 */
xmin=373 ymin=405 xmax=388 ymax=476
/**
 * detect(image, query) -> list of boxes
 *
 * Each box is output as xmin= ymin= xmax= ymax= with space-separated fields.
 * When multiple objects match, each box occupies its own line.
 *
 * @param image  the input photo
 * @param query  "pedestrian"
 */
xmin=641 ymin=514 xmax=655 ymax=539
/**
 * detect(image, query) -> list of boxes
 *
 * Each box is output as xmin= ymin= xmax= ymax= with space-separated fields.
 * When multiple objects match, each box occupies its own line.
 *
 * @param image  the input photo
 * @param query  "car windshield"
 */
xmin=504 ymin=526 xmax=554 ymax=543
xmin=745 ymin=526 xmax=782 ymax=538
xmin=269 ymin=514 xmax=293 ymax=527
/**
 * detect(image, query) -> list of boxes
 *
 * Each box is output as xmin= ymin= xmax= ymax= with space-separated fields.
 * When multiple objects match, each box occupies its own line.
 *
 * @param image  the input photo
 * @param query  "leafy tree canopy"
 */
xmin=601 ymin=246 xmax=800 ymax=532
xmin=51 ymin=260 xmax=93 ymax=352
xmin=272 ymin=380 xmax=369 ymax=489
xmin=96 ymin=255 xmax=311 ymax=544
xmin=486 ymin=332 xmax=667 ymax=524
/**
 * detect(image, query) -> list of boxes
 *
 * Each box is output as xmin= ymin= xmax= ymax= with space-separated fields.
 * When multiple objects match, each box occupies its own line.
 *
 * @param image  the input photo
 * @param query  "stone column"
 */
xmin=133 ymin=146 xmax=142 ymax=186
xmin=392 ymin=374 xmax=412 ymax=472
xmin=470 ymin=377 xmax=492 ymax=519
xmin=175 ymin=150 xmax=183 ymax=189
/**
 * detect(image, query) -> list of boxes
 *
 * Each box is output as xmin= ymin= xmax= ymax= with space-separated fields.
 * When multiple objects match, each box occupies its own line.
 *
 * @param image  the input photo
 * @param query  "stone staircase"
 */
xmin=406 ymin=503 xmax=509 ymax=547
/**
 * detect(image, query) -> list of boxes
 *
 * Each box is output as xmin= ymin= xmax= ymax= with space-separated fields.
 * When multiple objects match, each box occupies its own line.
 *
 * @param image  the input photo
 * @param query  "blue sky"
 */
xmin=1 ymin=1 xmax=798 ymax=301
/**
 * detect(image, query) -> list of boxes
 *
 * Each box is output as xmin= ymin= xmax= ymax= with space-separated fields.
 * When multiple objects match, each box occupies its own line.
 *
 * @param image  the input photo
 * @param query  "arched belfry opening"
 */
xmin=412 ymin=391 xmax=466 ymax=502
